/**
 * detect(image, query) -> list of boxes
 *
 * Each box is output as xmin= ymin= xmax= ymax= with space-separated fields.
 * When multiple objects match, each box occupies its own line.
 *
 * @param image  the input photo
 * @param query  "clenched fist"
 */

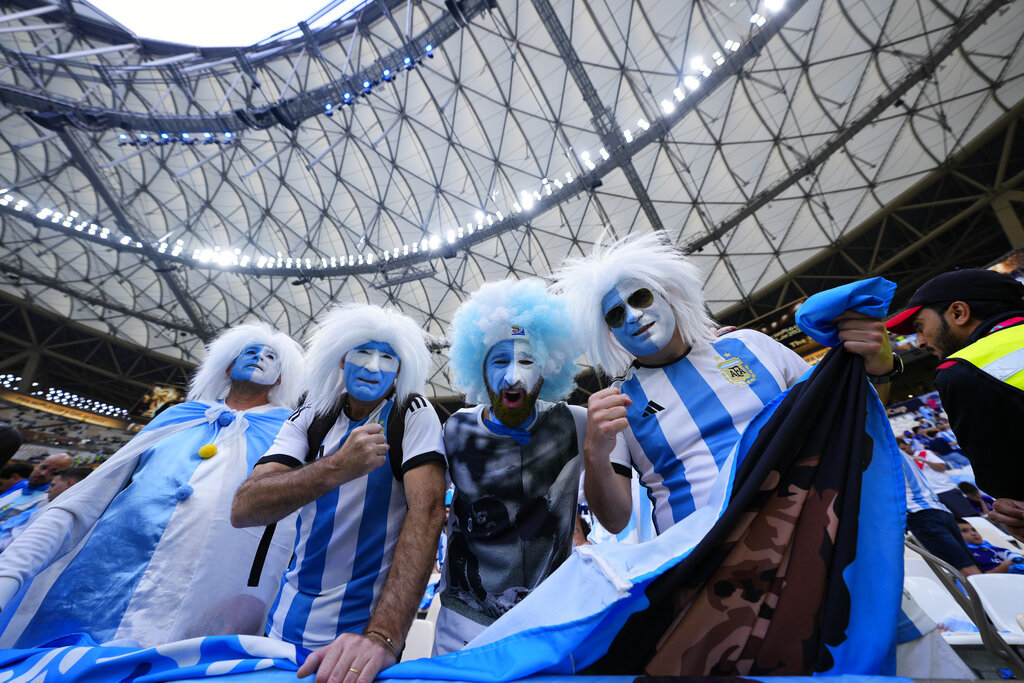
xmin=585 ymin=387 xmax=632 ymax=461
xmin=325 ymin=422 xmax=389 ymax=482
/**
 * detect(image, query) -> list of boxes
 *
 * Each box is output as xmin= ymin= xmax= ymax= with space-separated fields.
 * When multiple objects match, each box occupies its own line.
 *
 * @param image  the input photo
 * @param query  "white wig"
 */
xmin=553 ymin=231 xmax=716 ymax=377
xmin=303 ymin=303 xmax=431 ymax=417
xmin=187 ymin=321 xmax=304 ymax=408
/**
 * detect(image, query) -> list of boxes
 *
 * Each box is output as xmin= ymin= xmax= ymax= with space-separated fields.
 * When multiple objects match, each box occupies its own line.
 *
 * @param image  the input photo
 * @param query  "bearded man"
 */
xmin=434 ymin=278 xmax=584 ymax=654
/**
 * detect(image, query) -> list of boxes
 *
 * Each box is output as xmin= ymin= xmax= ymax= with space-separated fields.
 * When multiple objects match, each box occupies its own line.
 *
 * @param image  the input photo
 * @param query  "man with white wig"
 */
xmin=554 ymin=232 xmax=894 ymax=536
xmin=433 ymin=278 xmax=585 ymax=654
xmin=0 ymin=321 xmax=303 ymax=648
xmin=232 ymin=304 xmax=446 ymax=683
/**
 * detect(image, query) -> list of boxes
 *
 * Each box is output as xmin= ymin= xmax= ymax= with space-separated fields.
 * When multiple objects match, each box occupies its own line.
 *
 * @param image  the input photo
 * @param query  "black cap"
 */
xmin=887 ymin=269 xmax=1024 ymax=334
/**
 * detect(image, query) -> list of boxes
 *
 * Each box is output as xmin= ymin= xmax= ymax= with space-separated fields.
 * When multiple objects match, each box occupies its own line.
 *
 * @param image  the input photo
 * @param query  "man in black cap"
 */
xmin=887 ymin=268 xmax=1024 ymax=540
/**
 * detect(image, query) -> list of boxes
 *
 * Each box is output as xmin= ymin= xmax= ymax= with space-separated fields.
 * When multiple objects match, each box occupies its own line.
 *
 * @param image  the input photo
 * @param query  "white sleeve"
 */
xmin=400 ymin=399 xmax=445 ymax=472
xmin=734 ymin=329 xmax=809 ymax=388
xmin=258 ymin=405 xmax=315 ymax=468
xmin=608 ymin=434 xmax=632 ymax=473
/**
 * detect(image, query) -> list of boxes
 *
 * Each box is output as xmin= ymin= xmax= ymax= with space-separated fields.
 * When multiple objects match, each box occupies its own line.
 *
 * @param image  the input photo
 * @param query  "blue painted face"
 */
xmin=484 ymin=339 xmax=542 ymax=427
xmin=228 ymin=344 xmax=282 ymax=385
xmin=343 ymin=341 xmax=400 ymax=402
xmin=601 ymin=278 xmax=676 ymax=358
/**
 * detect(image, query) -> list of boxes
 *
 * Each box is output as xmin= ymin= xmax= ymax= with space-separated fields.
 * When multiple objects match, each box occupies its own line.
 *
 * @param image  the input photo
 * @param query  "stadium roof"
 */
xmin=0 ymin=0 xmax=1022 ymax=404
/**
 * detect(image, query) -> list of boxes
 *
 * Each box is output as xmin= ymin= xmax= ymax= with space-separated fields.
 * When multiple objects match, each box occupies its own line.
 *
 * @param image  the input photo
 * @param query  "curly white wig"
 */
xmin=553 ymin=231 xmax=716 ymax=377
xmin=448 ymin=278 xmax=580 ymax=405
xmin=303 ymin=303 xmax=430 ymax=417
xmin=187 ymin=321 xmax=304 ymax=408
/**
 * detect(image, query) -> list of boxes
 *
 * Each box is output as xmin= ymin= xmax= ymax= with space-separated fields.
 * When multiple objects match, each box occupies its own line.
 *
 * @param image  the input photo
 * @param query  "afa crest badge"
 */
xmin=510 ymin=325 xmax=526 ymax=336
xmin=717 ymin=354 xmax=755 ymax=385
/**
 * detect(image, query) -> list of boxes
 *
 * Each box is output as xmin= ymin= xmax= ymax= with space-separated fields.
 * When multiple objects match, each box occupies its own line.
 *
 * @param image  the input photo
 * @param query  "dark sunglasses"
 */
xmin=604 ymin=288 xmax=655 ymax=328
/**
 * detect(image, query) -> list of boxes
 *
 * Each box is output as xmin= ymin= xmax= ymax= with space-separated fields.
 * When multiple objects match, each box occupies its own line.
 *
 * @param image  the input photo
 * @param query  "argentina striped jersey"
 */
xmin=608 ymin=329 xmax=808 ymax=534
xmin=261 ymin=396 xmax=444 ymax=649
xmin=899 ymin=450 xmax=946 ymax=515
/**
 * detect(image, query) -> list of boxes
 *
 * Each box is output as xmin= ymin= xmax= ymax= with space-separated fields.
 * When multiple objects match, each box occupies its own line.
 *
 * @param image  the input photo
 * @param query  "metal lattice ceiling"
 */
xmin=0 ymin=0 xmax=1022 ymax=401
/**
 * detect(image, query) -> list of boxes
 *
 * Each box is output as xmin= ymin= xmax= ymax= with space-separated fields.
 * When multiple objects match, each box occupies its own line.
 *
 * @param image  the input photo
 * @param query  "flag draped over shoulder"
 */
xmin=387 ymin=276 xmax=905 ymax=681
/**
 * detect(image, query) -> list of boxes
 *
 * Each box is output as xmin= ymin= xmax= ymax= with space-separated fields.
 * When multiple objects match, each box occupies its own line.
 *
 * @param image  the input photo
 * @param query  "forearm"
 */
xmin=365 ymin=465 xmax=445 ymax=649
xmin=583 ymin=450 xmax=632 ymax=534
xmin=232 ymin=458 xmax=361 ymax=527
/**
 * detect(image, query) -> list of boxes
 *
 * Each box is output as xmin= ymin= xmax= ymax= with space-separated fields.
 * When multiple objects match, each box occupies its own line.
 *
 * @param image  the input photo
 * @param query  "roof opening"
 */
xmin=88 ymin=0 xmax=368 ymax=47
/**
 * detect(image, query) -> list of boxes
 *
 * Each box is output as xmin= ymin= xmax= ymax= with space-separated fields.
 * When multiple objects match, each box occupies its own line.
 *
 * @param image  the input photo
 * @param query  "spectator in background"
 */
xmin=897 ymin=440 xmax=976 ymax=518
xmin=0 ymin=428 xmax=21 ymax=470
xmin=887 ymin=269 xmax=1024 ymax=540
xmin=958 ymin=481 xmax=995 ymax=516
xmin=958 ymin=521 xmax=1024 ymax=574
xmin=0 ymin=463 xmax=32 ymax=496
xmin=0 ymin=467 xmax=91 ymax=552
xmin=0 ymin=453 xmax=72 ymax=522
xmin=898 ymin=439 xmax=979 ymax=576
xmin=915 ymin=427 xmax=970 ymax=469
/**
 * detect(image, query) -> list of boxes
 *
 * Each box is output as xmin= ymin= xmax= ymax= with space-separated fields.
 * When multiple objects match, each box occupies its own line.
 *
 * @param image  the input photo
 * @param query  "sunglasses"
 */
xmin=604 ymin=288 xmax=655 ymax=328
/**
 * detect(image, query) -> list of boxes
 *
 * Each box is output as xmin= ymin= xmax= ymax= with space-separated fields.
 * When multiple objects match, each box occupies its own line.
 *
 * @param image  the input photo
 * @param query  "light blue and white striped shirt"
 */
xmin=263 ymin=396 xmax=444 ymax=649
xmin=609 ymin=330 xmax=808 ymax=534
xmin=900 ymin=450 xmax=947 ymax=515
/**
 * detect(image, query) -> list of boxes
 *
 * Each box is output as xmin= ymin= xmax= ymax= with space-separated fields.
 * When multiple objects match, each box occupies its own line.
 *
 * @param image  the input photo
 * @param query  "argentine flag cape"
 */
xmin=0 ymin=279 xmax=905 ymax=681
xmin=0 ymin=400 xmax=295 ymax=650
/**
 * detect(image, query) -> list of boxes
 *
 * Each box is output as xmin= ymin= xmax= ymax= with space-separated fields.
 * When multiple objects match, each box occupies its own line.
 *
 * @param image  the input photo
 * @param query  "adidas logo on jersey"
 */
xmin=641 ymin=400 xmax=664 ymax=417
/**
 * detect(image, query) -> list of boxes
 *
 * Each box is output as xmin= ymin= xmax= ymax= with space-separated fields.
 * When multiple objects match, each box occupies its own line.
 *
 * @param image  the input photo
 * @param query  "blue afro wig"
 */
xmin=448 ymin=278 xmax=580 ymax=405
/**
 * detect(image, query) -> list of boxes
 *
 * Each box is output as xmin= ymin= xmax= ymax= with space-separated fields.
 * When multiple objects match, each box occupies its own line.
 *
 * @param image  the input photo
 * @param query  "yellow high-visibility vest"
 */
xmin=947 ymin=323 xmax=1024 ymax=391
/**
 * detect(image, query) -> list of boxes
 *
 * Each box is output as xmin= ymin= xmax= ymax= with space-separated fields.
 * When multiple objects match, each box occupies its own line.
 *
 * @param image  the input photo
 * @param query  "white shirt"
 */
xmin=911 ymin=449 xmax=956 ymax=495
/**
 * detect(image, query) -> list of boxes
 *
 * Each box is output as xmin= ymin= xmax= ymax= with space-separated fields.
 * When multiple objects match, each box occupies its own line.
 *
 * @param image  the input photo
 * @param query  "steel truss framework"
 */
xmin=0 ymin=290 xmax=193 ymax=411
xmin=721 ymin=100 xmax=1024 ymax=329
xmin=0 ymin=0 xmax=1021 ymax=403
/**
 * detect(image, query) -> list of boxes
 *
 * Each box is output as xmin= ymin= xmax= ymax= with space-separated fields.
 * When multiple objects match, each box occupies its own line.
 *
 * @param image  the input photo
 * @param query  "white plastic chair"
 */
xmin=905 ymin=549 xmax=936 ymax=580
xmin=904 ymin=575 xmax=975 ymax=635
xmin=967 ymin=574 xmax=1024 ymax=636
xmin=400 ymin=618 xmax=435 ymax=662
xmin=424 ymin=593 xmax=441 ymax=625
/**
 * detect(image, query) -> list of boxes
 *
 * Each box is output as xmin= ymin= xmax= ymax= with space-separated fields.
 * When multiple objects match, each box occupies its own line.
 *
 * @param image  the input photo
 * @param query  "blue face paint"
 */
xmin=228 ymin=344 xmax=282 ymax=385
xmin=484 ymin=339 xmax=541 ymax=427
xmin=601 ymin=278 xmax=676 ymax=358
xmin=343 ymin=341 xmax=400 ymax=402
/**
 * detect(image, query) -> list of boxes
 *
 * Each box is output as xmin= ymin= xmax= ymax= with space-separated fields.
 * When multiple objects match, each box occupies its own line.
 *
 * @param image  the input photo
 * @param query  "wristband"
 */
xmin=364 ymin=630 xmax=401 ymax=659
xmin=867 ymin=353 xmax=903 ymax=385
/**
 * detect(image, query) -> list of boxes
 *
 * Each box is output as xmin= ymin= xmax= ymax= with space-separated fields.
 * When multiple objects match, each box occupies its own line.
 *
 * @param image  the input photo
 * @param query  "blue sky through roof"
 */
xmin=89 ymin=0 xmax=366 ymax=47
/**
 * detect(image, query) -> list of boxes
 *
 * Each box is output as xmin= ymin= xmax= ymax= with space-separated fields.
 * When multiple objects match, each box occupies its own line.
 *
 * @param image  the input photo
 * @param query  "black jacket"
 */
xmin=934 ymin=311 xmax=1024 ymax=499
